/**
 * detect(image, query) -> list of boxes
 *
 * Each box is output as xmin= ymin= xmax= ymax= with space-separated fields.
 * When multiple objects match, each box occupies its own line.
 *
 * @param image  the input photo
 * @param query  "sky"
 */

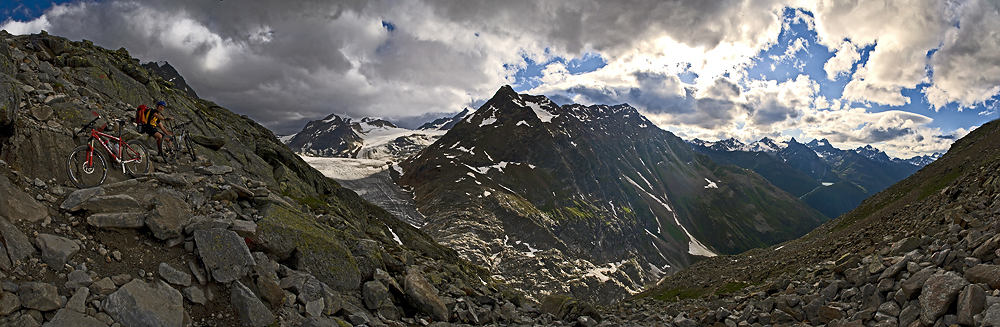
xmin=2 ymin=0 xmax=999 ymax=159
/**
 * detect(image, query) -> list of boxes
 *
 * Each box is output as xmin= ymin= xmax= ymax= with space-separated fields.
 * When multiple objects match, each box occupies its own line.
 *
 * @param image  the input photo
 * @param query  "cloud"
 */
xmin=823 ymin=41 xmax=859 ymax=80
xmin=924 ymin=0 xmax=1000 ymax=110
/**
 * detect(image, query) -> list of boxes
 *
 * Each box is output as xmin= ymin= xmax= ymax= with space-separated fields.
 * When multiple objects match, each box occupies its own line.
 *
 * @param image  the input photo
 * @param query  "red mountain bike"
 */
xmin=66 ymin=111 xmax=150 ymax=188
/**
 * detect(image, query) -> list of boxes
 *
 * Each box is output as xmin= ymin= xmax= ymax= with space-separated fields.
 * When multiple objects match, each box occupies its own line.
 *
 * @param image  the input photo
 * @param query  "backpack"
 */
xmin=136 ymin=105 xmax=152 ymax=125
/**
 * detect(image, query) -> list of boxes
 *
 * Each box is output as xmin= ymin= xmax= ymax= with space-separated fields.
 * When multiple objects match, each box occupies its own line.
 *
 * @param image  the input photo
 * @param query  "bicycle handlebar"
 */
xmin=78 ymin=117 xmax=100 ymax=135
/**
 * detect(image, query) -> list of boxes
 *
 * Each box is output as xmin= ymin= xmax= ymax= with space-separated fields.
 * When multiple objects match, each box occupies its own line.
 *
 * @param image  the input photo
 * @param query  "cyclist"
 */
xmin=139 ymin=100 xmax=174 ymax=159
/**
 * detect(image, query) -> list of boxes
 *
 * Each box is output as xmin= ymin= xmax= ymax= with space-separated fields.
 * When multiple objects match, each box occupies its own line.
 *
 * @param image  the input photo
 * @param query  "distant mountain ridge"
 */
xmin=398 ymin=86 xmax=826 ymax=304
xmin=285 ymin=114 xmax=446 ymax=160
xmin=688 ymin=137 xmax=929 ymax=218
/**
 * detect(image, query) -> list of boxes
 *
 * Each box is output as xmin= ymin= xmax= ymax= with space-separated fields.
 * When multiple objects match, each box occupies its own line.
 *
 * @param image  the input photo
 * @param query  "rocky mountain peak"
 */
xmin=855 ymin=144 xmax=892 ymax=163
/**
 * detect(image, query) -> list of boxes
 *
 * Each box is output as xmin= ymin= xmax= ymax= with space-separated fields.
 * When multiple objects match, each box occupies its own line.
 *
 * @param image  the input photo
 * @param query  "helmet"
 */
xmin=157 ymin=101 xmax=167 ymax=107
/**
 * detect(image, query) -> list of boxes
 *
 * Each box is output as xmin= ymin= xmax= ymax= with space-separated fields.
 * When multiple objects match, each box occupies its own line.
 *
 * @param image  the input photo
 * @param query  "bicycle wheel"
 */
xmin=122 ymin=140 xmax=150 ymax=176
xmin=66 ymin=145 xmax=108 ymax=188
xmin=161 ymin=137 xmax=177 ymax=163
xmin=184 ymin=134 xmax=197 ymax=162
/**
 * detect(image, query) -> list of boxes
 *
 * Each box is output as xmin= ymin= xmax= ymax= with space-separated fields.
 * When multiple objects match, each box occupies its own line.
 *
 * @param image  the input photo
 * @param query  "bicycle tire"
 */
xmin=161 ymin=136 xmax=177 ymax=163
xmin=123 ymin=140 xmax=150 ymax=176
xmin=184 ymin=134 xmax=196 ymax=162
xmin=67 ymin=145 xmax=108 ymax=188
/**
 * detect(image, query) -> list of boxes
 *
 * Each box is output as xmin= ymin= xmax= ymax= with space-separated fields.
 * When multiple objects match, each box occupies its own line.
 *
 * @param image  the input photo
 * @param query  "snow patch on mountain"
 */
xmin=526 ymin=101 xmax=558 ymax=123
xmin=704 ymin=178 xmax=718 ymax=189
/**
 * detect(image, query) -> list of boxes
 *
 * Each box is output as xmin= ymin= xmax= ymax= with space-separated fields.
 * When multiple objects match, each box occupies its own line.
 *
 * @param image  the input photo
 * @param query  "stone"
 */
xmin=890 ymin=237 xmax=924 ymax=255
xmin=18 ymin=282 xmax=60 ymax=311
xmin=152 ymin=173 xmax=190 ymax=188
xmin=878 ymin=301 xmax=901 ymax=317
xmin=879 ymin=259 xmax=908 ymax=280
xmin=899 ymin=300 xmax=921 ymax=327
xmin=195 ymin=165 xmax=233 ymax=175
xmin=0 ymin=216 xmax=35 ymax=264
xmin=305 ymin=298 xmax=325 ymax=317
xmin=256 ymin=204 xmax=361 ymax=291
xmin=30 ymin=105 xmax=52 ymax=121
xmin=301 ymin=317 xmax=341 ymax=327
xmin=43 ymin=309 xmax=109 ymax=327
xmin=231 ymin=280 xmax=275 ymax=327
xmin=86 ymin=213 xmax=145 ymax=229
xmin=66 ymin=269 xmax=93 ymax=286
xmin=79 ymin=195 xmax=142 ymax=213
xmin=919 ymin=272 xmax=969 ymax=325
xmin=158 ymin=262 xmax=192 ymax=287
xmin=957 ymin=284 xmax=986 ymax=325
xmin=229 ymin=220 xmax=257 ymax=238
xmin=902 ymin=268 xmax=934 ymax=299
xmin=35 ymin=233 xmax=79 ymax=268
xmin=59 ymin=187 xmax=105 ymax=211
xmin=363 ymin=280 xmax=393 ymax=310
xmin=89 ymin=277 xmax=116 ymax=295
xmin=816 ymin=305 xmax=844 ymax=324
xmin=404 ymin=268 xmax=449 ymax=322
xmin=66 ymin=287 xmax=88 ymax=313
xmin=103 ymin=280 xmax=185 ymax=327
xmin=111 ymin=274 xmax=132 ymax=286
xmin=146 ymin=191 xmax=193 ymax=240
xmin=188 ymin=261 xmax=206 ymax=286
xmin=182 ymin=286 xmax=206 ymax=305
xmin=983 ymin=304 xmax=1000 ymax=326
xmin=974 ymin=234 xmax=1000 ymax=259
xmin=0 ymin=291 xmax=20 ymax=315
xmin=194 ymin=228 xmax=255 ymax=283
xmin=257 ymin=278 xmax=284 ymax=309
xmin=578 ymin=315 xmax=599 ymax=327
xmin=965 ymin=264 xmax=1000 ymax=289
xmin=0 ymin=175 xmax=48 ymax=222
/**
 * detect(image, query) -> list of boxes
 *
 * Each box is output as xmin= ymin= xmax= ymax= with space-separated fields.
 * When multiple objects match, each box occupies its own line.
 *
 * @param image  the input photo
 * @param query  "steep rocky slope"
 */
xmin=398 ymin=86 xmax=827 ymax=305
xmin=0 ymin=31 xmax=606 ymax=327
xmin=604 ymin=118 xmax=1000 ymax=326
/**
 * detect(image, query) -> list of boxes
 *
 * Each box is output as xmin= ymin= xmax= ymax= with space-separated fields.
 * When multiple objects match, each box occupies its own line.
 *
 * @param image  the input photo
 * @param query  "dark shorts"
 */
xmin=139 ymin=124 xmax=159 ymax=137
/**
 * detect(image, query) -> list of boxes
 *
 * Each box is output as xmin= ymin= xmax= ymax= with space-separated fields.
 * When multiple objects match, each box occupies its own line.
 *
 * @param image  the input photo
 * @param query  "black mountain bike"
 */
xmin=162 ymin=121 xmax=196 ymax=163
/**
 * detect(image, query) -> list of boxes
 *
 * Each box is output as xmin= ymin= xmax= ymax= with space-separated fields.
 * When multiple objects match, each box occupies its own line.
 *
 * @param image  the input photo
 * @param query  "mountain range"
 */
xmin=392 ymin=86 xmax=827 ymax=304
xmin=688 ymin=137 xmax=935 ymax=219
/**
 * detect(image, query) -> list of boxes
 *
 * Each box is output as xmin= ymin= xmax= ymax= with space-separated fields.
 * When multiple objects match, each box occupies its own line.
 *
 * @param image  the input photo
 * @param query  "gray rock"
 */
xmin=30 ymin=105 xmax=52 ymax=121
xmin=195 ymin=165 xmax=233 ymax=175
xmin=35 ymin=233 xmax=79 ymax=268
xmin=957 ymin=284 xmax=986 ymax=325
xmin=194 ymin=229 xmax=255 ymax=283
xmin=902 ymin=267 xmax=934 ymax=299
xmin=188 ymin=261 xmax=207 ymax=286
xmin=87 ymin=212 xmax=145 ymax=229
xmin=305 ymin=298 xmax=325 ymax=317
xmin=0 ymin=215 xmax=35 ymax=265
xmin=983 ymin=304 xmax=1000 ymax=327
xmin=879 ymin=258 xmax=908 ymax=280
xmin=965 ymin=264 xmax=1000 ymax=289
xmin=229 ymin=220 xmax=257 ymax=238
xmin=301 ymin=317 xmax=342 ymax=327
xmin=103 ymin=279 xmax=185 ymax=327
xmin=878 ymin=301 xmax=901 ymax=317
xmin=18 ymin=282 xmax=60 ymax=311
xmin=89 ymin=277 xmax=116 ymax=295
xmin=404 ymin=268 xmax=449 ymax=322
xmin=919 ymin=272 xmax=969 ymax=325
xmin=817 ymin=305 xmax=844 ymax=324
xmin=158 ymin=262 xmax=192 ymax=287
xmin=363 ymin=280 xmax=393 ymax=310
xmin=66 ymin=287 xmax=88 ymax=313
xmin=231 ymin=280 xmax=275 ymax=327
xmin=79 ymin=194 xmax=141 ymax=213
xmin=0 ymin=291 xmax=20 ymax=315
xmin=0 ymin=175 xmax=48 ymax=222
xmin=67 ymin=269 xmax=93 ymax=286
xmin=111 ymin=274 xmax=132 ymax=286
xmin=890 ymin=237 xmax=924 ymax=255
xmin=899 ymin=300 xmax=921 ymax=327
xmin=60 ymin=187 xmax=105 ymax=211
xmin=578 ymin=315 xmax=598 ymax=327
xmin=182 ymin=286 xmax=206 ymax=305
xmin=146 ymin=191 xmax=193 ymax=240
xmin=152 ymin=173 xmax=190 ymax=188
xmin=42 ymin=309 xmax=109 ymax=327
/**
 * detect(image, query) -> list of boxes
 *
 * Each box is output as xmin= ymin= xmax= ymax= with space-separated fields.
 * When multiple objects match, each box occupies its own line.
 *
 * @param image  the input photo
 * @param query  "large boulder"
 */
xmin=79 ymin=194 xmax=142 ymax=213
xmin=965 ymin=264 xmax=1000 ymax=289
xmin=18 ymin=282 xmax=60 ymax=311
xmin=43 ymin=308 xmax=109 ymax=327
xmin=35 ymin=233 xmax=80 ymax=268
xmin=404 ymin=268 xmax=449 ymax=322
xmin=231 ymin=280 xmax=275 ymax=327
xmin=0 ymin=174 xmax=47 ymax=223
xmin=540 ymin=294 xmax=601 ymax=323
xmin=103 ymin=279 xmax=185 ymax=327
xmin=60 ymin=187 xmax=106 ymax=211
xmin=87 ymin=212 xmax=146 ymax=229
xmin=194 ymin=228 xmax=255 ymax=283
xmin=256 ymin=204 xmax=361 ymax=291
xmin=146 ymin=190 xmax=193 ymax=240
xmin=919 ymin=272 xmax=969 ymax=325
xmin=0 ymin=216 xmax=35 ymax=268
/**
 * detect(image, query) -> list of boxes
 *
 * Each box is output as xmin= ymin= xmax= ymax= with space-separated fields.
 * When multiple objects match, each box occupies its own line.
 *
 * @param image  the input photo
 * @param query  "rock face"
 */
xmin=194 ymin=228 xmax=255 ymax=283
xmin=231 ymin=280 xmax=275 ymax=327
xmin=399 ymin=85 xmax=827 ymax=304
xmin=103 ymin=280 xmax=185 ymax=327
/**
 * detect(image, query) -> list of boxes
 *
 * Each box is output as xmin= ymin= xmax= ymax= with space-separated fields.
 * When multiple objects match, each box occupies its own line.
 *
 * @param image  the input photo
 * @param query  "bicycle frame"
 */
xmin=85 ymin=125 xmax=141 ymax=174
